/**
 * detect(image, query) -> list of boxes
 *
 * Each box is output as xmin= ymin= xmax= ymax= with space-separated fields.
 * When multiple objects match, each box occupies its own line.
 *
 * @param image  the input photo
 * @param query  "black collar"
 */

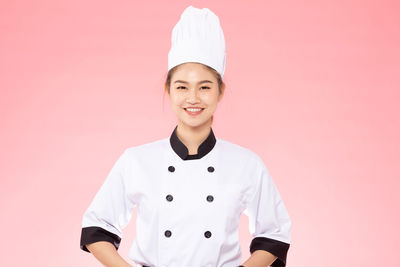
xmin=169 ymin=125 xmax=216 ymax=160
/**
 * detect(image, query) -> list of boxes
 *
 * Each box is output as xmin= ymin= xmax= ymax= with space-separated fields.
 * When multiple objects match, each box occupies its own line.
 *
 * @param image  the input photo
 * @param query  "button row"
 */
xmin=165 ymin=194 xmax=214 ymax=202
xmin=168 ymin=165 xmax=215 ymax=172
xmin=164 ymin=230 xmax=212 ymax=238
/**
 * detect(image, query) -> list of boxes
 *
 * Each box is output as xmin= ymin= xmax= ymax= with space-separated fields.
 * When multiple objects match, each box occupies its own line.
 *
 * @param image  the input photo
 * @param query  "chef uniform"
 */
xmin=80 ymin=5 xmax=291 ymax=267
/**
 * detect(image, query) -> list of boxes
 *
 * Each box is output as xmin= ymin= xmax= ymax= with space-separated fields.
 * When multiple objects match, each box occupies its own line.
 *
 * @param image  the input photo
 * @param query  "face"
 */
xmin=166 ymin=62 xmax=224 ymax=129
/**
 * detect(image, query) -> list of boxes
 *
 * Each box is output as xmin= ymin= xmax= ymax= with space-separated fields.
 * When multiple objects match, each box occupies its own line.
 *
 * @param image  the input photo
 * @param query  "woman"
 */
xmin=80 ymin=6 xmax=291 ymax=267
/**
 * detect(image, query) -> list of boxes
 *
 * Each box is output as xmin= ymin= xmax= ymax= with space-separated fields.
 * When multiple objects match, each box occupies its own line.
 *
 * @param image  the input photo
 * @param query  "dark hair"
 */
xmin=164 ymin=62 xmax=225 ymax=124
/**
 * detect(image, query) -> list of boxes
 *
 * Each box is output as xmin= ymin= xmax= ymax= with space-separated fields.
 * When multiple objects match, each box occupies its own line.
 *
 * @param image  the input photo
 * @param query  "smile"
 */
xmin=184 ymin=108 xmax=204 ymax=116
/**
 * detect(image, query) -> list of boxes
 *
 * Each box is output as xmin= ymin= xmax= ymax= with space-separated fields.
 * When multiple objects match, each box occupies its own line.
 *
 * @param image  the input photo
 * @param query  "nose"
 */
xmin=186 ymin=88 xmax=200 ymax=104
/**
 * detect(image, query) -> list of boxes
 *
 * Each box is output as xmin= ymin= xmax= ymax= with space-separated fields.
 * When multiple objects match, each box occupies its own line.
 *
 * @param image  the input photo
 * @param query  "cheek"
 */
xmin=170 ymin=99 xmax=187 ymax=114
xmin=203 ymin=94 xmax=219 ymax=107
xmin=170 ymin=94 xmax=183 ymax=106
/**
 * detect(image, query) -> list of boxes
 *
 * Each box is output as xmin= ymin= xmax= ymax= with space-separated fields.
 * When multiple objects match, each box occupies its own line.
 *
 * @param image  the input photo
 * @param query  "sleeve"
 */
xmin=243 ymin=156 xmax=292 ymax=266
xmin=80 ymin=149 xmax=136 ymax=253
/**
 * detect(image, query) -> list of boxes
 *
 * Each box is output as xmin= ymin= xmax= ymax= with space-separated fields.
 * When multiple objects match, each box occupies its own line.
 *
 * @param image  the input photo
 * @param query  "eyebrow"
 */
xmin=173 ymin=80 xmax=214 ymax=85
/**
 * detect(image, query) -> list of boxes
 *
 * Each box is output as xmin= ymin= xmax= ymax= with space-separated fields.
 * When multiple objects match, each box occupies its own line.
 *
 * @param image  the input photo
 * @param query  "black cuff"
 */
xmin=80 ymin=226 xmax=121 ymax=253
xmin=249 ymin=237 xmax=290 ymax=266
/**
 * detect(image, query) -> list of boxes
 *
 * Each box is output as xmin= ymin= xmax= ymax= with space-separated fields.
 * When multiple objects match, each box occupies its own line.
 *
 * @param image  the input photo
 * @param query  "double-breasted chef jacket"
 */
xmin=80 ymin=125 xmax=291 ymax=267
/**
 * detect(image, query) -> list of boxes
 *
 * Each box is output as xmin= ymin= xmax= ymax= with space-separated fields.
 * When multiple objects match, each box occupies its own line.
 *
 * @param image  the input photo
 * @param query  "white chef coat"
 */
xmin=80 ymin=126 xmax=291 ymax=267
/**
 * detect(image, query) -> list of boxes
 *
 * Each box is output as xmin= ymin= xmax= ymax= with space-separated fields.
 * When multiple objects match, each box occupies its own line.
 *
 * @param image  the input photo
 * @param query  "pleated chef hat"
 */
xmin=168 ymin=5 xmax=226 ymax=78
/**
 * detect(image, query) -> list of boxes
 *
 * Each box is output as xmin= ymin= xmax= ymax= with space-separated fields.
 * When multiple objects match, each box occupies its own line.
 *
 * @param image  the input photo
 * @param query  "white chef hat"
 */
xmin=168 ymin=5 xmax=226 ymax=78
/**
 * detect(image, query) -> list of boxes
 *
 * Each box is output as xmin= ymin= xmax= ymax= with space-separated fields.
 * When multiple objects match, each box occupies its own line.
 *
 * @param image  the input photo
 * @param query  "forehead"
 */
xmin=171 ymin=62 xmax=216 ymax=82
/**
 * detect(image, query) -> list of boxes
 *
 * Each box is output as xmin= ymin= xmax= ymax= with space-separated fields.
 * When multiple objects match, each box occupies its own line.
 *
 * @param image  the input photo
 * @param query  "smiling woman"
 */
xmin=80 ymin=5 xmax=291 ymax=267
xmin=164 ymin=62 xmax=225 ymax=128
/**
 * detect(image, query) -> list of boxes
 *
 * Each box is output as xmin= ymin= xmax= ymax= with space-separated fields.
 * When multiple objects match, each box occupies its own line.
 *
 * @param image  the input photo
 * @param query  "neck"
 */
xmin=176 ymin=120 xmax=212 ymax=155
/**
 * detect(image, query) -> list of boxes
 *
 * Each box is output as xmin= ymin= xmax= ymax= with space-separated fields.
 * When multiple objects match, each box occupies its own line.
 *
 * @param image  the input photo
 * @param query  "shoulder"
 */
xmin=123 ymin=137 xmax=169 ymax=158
xmin=216 ymin=138 xmax=265 ymax=167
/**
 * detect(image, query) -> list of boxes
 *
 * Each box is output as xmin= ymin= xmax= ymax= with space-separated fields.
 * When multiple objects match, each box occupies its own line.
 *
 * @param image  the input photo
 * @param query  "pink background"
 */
xmin=1 ymin=0 xmax=399 ymax=266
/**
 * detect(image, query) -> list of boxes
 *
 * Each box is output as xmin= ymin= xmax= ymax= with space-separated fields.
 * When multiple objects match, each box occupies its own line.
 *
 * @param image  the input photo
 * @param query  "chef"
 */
xmin=80 ymin=5 xmax=291 ymax=267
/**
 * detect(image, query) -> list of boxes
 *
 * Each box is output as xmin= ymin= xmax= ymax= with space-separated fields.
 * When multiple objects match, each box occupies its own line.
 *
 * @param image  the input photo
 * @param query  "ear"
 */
xmin=165 ymin=84 xmax=170 ymax=99
xmin=218 ymin=83 xmax=225 ymax=102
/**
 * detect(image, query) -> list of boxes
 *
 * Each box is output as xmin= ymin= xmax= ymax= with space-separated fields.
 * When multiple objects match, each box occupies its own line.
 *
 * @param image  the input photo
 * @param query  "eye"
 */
xmin=200 ymin=86 xmax=210 ymax=90
xmin=176 ymin=86 xmax=187 ymax=89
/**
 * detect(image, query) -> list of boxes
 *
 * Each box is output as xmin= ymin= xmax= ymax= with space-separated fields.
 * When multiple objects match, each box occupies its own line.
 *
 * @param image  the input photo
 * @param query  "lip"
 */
xmin=184 ymin=107 xmax=204 ymax=116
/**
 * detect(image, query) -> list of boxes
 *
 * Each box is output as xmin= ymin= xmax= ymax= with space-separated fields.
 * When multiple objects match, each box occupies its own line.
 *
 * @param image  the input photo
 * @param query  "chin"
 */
xmin=179 ymin=118 xmax=211 ymax=128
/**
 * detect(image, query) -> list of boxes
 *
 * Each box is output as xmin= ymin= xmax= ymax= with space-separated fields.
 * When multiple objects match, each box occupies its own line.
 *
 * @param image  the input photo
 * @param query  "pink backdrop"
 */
xmin=1 ymin=1 xmax=399 ymax=266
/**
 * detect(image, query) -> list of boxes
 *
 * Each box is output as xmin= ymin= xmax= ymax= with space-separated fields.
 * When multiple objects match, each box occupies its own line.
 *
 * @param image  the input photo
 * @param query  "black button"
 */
xmin=206 ymin=195 xmax=214 ymax=202
xmin=168 ymin=166 xmax=175 ymax=172
xmin=204 ymin=231 xmax=212 ymax=238
xmin=207 ymin=166 xmax=215 ymax=172
xmin=166 ymin=194 xmax=173 ymax=202
xmin=164 ymin=230 xmax=172 ymax=237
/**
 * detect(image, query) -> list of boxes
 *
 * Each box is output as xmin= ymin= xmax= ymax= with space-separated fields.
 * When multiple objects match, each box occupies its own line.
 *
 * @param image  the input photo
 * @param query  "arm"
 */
xmin=86 ymin=241 xmax=133 ymax=267
xmin=241 ymin=250 xmax=278 ymax=267
xmin=242 ymin=155 xmax=292 ymax=267
xmin=80 ymin=150 xmax=137 ymax=265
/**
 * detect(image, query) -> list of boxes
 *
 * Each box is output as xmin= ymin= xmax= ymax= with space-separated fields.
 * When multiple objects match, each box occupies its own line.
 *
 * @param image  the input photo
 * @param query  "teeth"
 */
xmin=186 ymin=108 xmax=202 ymax=112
